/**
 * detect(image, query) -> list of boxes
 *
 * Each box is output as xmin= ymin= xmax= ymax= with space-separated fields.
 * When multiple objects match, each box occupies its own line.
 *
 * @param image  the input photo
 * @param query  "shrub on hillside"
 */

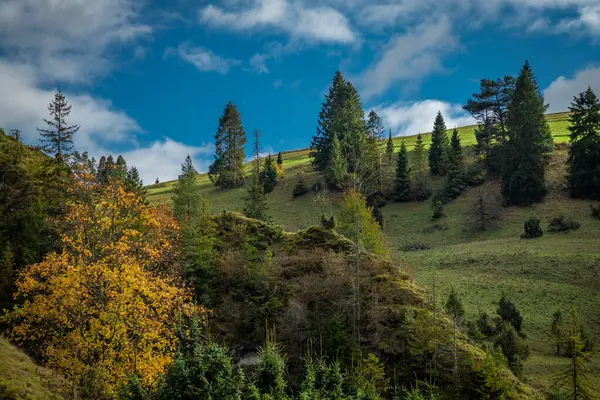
xmin=320 ymin=214 xmax=336 ymax=230
xmin=521 ymin=216 xmax=543 ymax=239
xmin=591 ymin=203 xmax=600 ymax=219
xmin=431 ymin=194 xmax=444 ymax=221
xmin=292 ymin=176 xmax=309 ymax=198
xmin=547 ymin=215 xmax=581 ymax=233
xmin=401 ymin=241 xmax=432 ymax=252
xmin=312 ymin=180 xmax=323 ymax=194
xmin=464 ymin=162 xmax=486 ymax=186
xmin=372 ymin=207 xmax=384 ymax=229
xmin=463 ymin=188 xmax=502 ymax=232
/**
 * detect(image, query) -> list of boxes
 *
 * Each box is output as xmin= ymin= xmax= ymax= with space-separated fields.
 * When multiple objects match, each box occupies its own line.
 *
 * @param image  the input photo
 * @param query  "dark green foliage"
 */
xmin=445 ymin=287 xmax=464 ymax=323
xmin=118 ymin=375 xmax=149 ymax=400
xmin=320 ymin=214 xmax=336 ymax=230
xmin=428 ymin=112 xmax=448 ymax=176
xmin=476 ymin=312 xmax=500 ymax=337
xmin=299 ymin=355 xmax=346 ymax=400
xmin=0 ymin=245 xmax=15 ymax=309
xmin=372 ymin=206 xmax=384 ymax=229
xmin=37 ymin=87 xmax=79 ymax=159
xmin=547 ymin=216 xmax=581 ymax=233
xmin=412 ymin=134 xmax=431 ymax=201
xmin=521 ymin=216 xmax=543 ymax=239
xmin=591 ymin=203 xmax=600 ymax=219
xmin=246 ymin=330 xmax=290 ymax=400
xmin=394 ymin=142 xmax=411 ymax=202
xmin=431 ymin=195 xmax=444 ymax=221
xmin=496 ymin=294 xmax=523 ymax=333
xmin=293 ymin=176 xmax=309 ymax=198
xmin=209 ymin=101 xmax=247 ymax=188
xmin=463 ymin=162 xmax=486 ymax=186
xmin=386 ymin=130 xmax=394 ymax=163
xmin=157 ymin=317 xmax=244 ymax=400
xmin=244 ymin=130 xmax=269 ymax=221
xmin=464 ymin=189 xmax=501 ymax=232
xmin=501 ymin=61 xmax=550 ymax=205
xmin=401 ymin=241 xmax=432 ymax=252
xmin=567 ymin=87 xmax=600 ymax=199
xmin=551 ymin=311 xmax=565 ymax=356
xmin=277 ymin=152 xmax=283 ymax=167
xmin=312 ymin=180 xmax=324 ymax=195
xmin=494 ymin=324 xmax=529 ymax=376
xmin=172 ymin=156 xmax=204 ymax=223
xmin=155 ymin=177 xmax=160 ymax=184
xmin=261 ymin=154 xmax=278 ymax=194
xmin=441 ymin=129 xmax=466 ymax=202
xmin=311 ymin=71 xmax=345 ymax=171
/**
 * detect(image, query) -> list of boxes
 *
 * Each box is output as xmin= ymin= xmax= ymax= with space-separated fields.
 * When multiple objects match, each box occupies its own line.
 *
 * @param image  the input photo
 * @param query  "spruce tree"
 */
xmin=429 ymin=111 xmax=448 ymax=176
xmin=172 ymin=155 xmax=204 ymax=224
xmin=442 ymin=129 xmax=466 ymax=202
xmin=366 ymin=110 xmax=384 ymax=140
xmin=393 ymin=141 xmax=411 ymax=202
xmin=277 ymin=151 xmax=283 ymax=167
xmin=446 ymin=287 xmax=465 ymax=377
xmin=208 ymin=101 xmax=247 ymax=188
xmin=567 ymin=87 xmax=600 ymax=200
xmin=125 ymin=167 xmax=145 ymax=198
xmin=326 ymin=133 xmax=347 ymax=188
xmin=115 ymin=155 xmax=128 ymax=181
xmin=261 ymin=154 xmax=278 ymax=194
xmin=244 ymin=129 xmax=268 ymax=220
xmin=501 ymin=61 xmax=550 ymax=206
xmin=310 ymin=71 xmax=345 ymax=171
xmin=551 ymin=310 xmax=565 ymax=356
xmin=386 ymin=130 xmax=394 ymax=163
xmin=37 ymin=87 xmax=80 ymax=160
xmin=412 ymin=134 xmax=431 ymax=201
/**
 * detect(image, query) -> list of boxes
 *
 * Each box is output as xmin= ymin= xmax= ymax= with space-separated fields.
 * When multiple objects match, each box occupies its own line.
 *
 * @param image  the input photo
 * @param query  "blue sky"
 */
xmin=1 ymin=0 xmax=600 ymax=182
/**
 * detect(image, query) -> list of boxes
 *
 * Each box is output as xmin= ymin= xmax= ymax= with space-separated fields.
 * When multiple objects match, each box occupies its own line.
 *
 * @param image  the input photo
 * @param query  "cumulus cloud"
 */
xmin=543 ymin=66 xmax=600 ymax=113
xmin=199 ymin=0 xmax=356 ymax=44
xmin=373 ymin=100 xmax=475 ymax=137
xmin=358 ymin=17 xmax=458 ymax=99
xmin=121 ymin=139 xmax=214 ymax=183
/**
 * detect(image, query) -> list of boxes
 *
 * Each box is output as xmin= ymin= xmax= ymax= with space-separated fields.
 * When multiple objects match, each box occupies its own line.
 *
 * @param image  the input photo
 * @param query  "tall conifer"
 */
xmin=429 ymin=112 xmax=448 ymax=176
xmin=394 ymin=142 xmax=411 ymax=202
xmin=37 ymin=87 xmax=80 ymax=160
xmin=244 ymin=130 xmax=268 ymax=220
xmin=386 ymin=130 xmax=394 ymax=163
xmin=501 ymin=61 xmax=550 ymax=205
xmin=208 ymin=101 xmax=247 ymax=188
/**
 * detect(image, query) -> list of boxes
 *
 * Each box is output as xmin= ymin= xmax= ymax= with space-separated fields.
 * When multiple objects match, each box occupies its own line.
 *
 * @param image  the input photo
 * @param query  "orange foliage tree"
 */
xmin=11 ymin=169 xmax=204 ymax=397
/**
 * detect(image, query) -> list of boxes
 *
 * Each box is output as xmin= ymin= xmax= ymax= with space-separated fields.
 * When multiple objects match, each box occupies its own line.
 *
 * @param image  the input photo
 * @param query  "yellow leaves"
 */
xmin=11 ymin=177 xmax=203 ymax=397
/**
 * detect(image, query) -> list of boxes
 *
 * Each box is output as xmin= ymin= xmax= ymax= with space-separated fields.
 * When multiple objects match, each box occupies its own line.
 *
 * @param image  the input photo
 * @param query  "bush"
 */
xmin=293 ymin=176 xmax=309 ymax=198
xmin=372 ymin=207 xmax=384 ymax=229
xmin=367 ymin=191 xmax=388 ymax=208
xmin=312 ymin=180 xmax=323 ymax=195
xmin=464 ymin=162 xmax=486 ymax=186
xmin=431 ymin=195 xmax=444 ymax=220
xmin=521 ymin=216 xmax=543 ymax=239
xmin=320 ymin=214 xmax=336 ymax=230
xmin=547 ymin=215 xmax=581 ymax=233
xmin=476 ymin=312 xmax=499 ymax=337
xmin=591 ymin=203 xmax=600 ymax=219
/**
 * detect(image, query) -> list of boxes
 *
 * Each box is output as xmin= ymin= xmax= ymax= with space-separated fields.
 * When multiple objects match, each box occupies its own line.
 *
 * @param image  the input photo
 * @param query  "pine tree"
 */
xmin=393 ymin=142 xmax=411 ymax=202
xmin=247 ymin=328 xmax=290 ymax=400
xmin=277 ymin=152 xmax=283 ymax=167
xmin=208 ymin=101 xmax=247 ymax=188
xmin=463 ymin=76 xmax=515 ymax=137
xmin=125 ymin=167 xmax=145 ymax=198
xmin=567 ymin=87 xmax=600 ymax=200
xmin=261 ymin=154 xmax=278 ymax=194
xmin=559 ymin=306 xmax=593 ymax=400
xmin=244 ymin=129 xmax=268 ymax=220
xmin=412 ymin=134 xmax=431 ymax=201
xmin=551 ymin=310 xmax=565 ymax=356
xmin=311 ymin=71 xmax=346 ymax=171
xmin=326 ymin=133 xmax=347 ymax=188
xmin=429 ymin=112 xmax=448 ymax=176
xmin=172 ymin=155 xmax=204 ymax=224
xmin=501 ymin=61 xmax=550 ymax=206
xmin=442 ymin=129 xmax=466 ymax=202
xmin=115 ymin=155 xmax=128 ymax=181
xmin=366 ymin=110 xmax=384 ymax=141
xmin=37 ymin=87 xmax=79 ymax=160
xmin=385 ymin=130 xmax=394 ymax=164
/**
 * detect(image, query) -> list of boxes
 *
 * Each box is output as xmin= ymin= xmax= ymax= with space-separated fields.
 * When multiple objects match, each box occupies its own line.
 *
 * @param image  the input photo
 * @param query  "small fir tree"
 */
xmin=442 ymin=129 xmax=466 ymax=202
xmin=37 ymin=87 xmax=80 ymax=160
xmin=394 ymin=142 xmax=411 ymax=202
xmin=446 ymin=287 xmax=465 ymax=377
xmin=277 ymin=151 xmax=283 ymax=166
xmin=261 ymin=154 xmax=278 ymax=194
xmin=412 ymin=134 xmax=431 ymax=201
xmin=386 ymin=130 xmax=394 ymax=163
xmin=551 ymin=310 xmax=565 ymax=356
xmin=244 ymin=129 xmax=269 ymax=220
xmin=559 ymin=306 xmax=593 ymax=400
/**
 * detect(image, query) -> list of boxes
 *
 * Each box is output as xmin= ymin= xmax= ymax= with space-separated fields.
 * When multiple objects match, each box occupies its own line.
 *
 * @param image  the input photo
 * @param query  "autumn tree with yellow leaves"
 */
xmin=10 ymin=167 xmax=204 ymax=397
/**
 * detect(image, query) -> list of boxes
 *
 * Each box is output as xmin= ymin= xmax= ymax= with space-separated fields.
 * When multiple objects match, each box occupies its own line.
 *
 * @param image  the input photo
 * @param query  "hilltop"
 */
xmin=146 ymin=111 xmax=600 ymax=393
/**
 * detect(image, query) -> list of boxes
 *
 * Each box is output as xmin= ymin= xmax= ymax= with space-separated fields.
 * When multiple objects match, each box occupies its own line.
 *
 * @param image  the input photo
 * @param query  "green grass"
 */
xmin=147 ymin=110 xmax=599 ymax=393
xmin=0 ymin=337 xmax=71 ymax=400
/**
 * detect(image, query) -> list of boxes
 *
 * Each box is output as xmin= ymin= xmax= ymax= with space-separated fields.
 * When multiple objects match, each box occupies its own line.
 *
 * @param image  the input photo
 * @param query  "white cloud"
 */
xmin=273 ymin=79 xmax=283 ymax=88
xmin=373 ymin=100 xmax=475 ymax=137
xmin=0 ymin=0 xmax=151 ymax=83
xmin=171 ymin=43 xmax=241 ymax=74
xmin=199 ymin=0 xmax=357 ymax=44
xmin=557 ymin=5 xmax=600 ymax=37
xmin=543 ymin=66 xmax=600 ymax=113
xmin=121 ymin=139 xmax=214 ymax=183
xmin=249 ymin=53 xmax=270 ymax=74
xmin=358 ymin=17 xmax=458 ymax=99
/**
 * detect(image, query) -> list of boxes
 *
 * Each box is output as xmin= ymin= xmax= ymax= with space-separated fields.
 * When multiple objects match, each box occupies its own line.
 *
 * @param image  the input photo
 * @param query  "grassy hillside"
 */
xmin=147 ymin=111 xmax=600 ymax=393
xmin=0 ymin=337 xmax=71 ymax=400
